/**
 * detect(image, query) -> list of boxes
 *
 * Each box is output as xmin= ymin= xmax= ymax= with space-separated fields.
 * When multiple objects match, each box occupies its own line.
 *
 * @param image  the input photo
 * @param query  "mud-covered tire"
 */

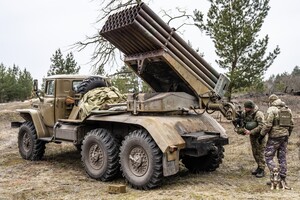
xmin=120 ymin=129 xmax=163 ymax=190
xmin=18 ymin=121 xmax=46 ymax=161
xmin=76 ymin=76 xmax=109 ymax=94
xmin=182 ymin=145 xmax=224 ymax=173
xmin=81 ymin=128 xmax=119 ymax=181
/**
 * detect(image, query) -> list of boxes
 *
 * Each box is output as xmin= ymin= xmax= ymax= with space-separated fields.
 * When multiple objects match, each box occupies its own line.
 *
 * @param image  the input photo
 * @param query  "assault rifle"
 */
xmin=232 ymin=105 xmax=244 ymax=129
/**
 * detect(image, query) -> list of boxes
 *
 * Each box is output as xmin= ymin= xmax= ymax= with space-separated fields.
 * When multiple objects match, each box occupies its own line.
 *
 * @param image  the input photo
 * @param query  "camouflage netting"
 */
xmin=78 ymin=86 xmax=127 ymax=119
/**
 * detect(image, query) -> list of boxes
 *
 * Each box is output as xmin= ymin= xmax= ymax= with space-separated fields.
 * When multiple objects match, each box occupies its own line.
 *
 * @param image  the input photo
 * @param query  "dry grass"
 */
xmin=0 ymin=97 xmax=299 ymax=200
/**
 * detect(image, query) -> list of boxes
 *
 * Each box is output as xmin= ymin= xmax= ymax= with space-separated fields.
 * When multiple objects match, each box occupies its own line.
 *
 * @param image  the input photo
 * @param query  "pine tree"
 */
xmin=65 ymin=52 xmax=80 ymax=74
xmin=0 ymin=63 xmax=33 ymax=102
xmin=291 ymin=66 xmax=300 ymax=76
xmin=47 ymin=49 xmax=80 ymax=76
xmin=194 ymin=0 xmax=280 ymax=100
xmin=18 ymin=68 xmax=33 ymax=100
xmin=111 ymin=66 xmax=139 ymax=93
xmin=110 ymin=65 xmax=151 ymax=93
xmin=48 ymin=49 xmax=65 ymax=76
xmin=6 ymin=67 xmax=18 ymax=101
xmin=0 ymin=63 xmax=6 ymax=102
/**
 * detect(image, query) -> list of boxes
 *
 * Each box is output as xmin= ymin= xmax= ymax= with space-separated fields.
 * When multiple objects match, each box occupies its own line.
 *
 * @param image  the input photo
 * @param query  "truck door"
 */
xmin=40 ymin=79 xmax=56 ymax=127
xmin=54 ymin=79 xmax=74 ymax=121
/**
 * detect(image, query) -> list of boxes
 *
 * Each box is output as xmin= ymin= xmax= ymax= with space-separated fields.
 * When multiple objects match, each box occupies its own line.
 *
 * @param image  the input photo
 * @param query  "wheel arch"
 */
xmin=87 ymin=112 xmax=227 ymax=154
xmin=17 ymin=109 xmax=50 ymax=138
xmin=87 ymin=115 xmax=186 ymax=154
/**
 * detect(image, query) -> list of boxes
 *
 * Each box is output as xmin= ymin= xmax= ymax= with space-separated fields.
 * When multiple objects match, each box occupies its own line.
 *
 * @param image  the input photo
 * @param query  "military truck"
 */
xmin=13 ymin=3 xmax=237 ymax=190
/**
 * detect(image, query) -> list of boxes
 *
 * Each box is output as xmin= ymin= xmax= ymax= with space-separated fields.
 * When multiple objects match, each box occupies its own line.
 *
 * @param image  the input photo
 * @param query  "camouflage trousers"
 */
xmin=250 ymin=134 xmax=266 ymax=169
xmin=265 ymin=136 xmax=288 ymax=178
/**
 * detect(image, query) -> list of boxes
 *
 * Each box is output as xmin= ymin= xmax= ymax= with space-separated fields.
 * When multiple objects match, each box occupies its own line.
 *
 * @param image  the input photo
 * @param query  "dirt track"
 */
xmin=0 ymin=100 xmax=299 ymax=200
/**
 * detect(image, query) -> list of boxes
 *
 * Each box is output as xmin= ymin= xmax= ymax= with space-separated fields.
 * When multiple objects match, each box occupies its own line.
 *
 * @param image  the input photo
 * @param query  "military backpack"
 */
xmin=278 ymin=106 xmax=292 ymax=127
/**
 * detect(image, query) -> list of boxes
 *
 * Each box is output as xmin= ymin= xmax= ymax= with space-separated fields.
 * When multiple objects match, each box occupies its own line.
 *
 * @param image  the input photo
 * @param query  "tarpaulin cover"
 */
xmin=78 ymin=87 xmax=127 ymax=119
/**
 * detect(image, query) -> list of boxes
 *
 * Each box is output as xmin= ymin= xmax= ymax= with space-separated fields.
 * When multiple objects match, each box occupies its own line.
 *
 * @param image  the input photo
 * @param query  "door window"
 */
xmin=72 ymin=80 xmax=82 ymax=92
xmin=45 ymin=80 xmax=55 ymax=96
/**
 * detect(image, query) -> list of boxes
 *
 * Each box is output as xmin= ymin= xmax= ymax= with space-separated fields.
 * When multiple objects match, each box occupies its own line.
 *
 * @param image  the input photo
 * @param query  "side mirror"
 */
xmin=33 ymin=79 xmax=44 ymax=102
xmin=33 ymin=79 xmax=38 ymax=92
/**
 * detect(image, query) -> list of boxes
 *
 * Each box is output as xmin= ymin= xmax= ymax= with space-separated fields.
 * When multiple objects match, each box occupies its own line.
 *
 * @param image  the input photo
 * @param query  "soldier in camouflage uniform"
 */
xmin=236 ymin=100 xmax=266 ymax=177
xmin=259 ymin=94 xmax=294 ymax=187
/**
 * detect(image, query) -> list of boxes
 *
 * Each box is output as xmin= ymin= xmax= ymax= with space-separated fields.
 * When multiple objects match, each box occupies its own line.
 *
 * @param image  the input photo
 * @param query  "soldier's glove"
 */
xmin=235 ymin=127 xmax=246 ymax=135
xmin=257 ymin=135 xmax=265 ymax=144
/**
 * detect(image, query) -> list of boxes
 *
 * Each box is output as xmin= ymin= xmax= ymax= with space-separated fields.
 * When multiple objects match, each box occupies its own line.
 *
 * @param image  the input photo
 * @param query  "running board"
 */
xmin=39 ymin=137 xmax=53 ymax=142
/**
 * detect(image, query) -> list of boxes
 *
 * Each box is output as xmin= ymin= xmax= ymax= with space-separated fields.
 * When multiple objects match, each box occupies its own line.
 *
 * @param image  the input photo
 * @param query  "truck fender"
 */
xmin=88 ymin=112 xmax=226 ymax=153
xmin=88 ymin=114 xmax=186 ymax=153
xmin=17 ymin=109 xmax=49 ymax=138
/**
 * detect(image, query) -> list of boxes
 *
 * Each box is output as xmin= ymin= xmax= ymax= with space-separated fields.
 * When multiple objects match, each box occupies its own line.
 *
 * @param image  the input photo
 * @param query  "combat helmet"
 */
xmin=269 ymin=94 xmax=279 ymax=103
xmin=244 ymin=100 xmax=255 ymax=109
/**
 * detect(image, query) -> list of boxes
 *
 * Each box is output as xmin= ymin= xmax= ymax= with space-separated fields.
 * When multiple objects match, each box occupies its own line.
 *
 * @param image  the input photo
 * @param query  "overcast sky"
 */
xmin=1 ymin=0 xmax=299 ymax=82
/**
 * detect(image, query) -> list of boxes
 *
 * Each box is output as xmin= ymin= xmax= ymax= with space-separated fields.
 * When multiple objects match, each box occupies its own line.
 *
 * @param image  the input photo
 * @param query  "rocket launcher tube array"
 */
xmin=100 ymin=2 xmax=220 ymax=90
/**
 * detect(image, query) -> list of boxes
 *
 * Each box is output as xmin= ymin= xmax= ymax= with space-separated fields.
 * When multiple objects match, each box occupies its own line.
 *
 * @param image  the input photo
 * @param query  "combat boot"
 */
xmin=255 ymin=168 xmax=265 ymax=178
xmin=251 ymin=167 xmax=259 ymax=175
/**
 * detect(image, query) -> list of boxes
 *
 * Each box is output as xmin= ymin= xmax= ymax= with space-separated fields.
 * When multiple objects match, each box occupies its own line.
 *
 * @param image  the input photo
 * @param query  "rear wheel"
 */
xmin=18 ymin=121 xmax=46 ymax=161
xmin=182 ymin=145 xmax=224 ymax=173
xmin=81 ymin=128 xmax=119 ymax=181
xmin=120 ymin=129 xmax=163 ymax=190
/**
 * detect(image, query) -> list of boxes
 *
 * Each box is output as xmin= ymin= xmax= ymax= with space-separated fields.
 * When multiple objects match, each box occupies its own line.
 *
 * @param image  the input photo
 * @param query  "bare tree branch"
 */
xmin=74 ymin=0 xmax=144 ymax=75
xmin=74 ymin=0 xmax=194 ymax=75
xmin=161 ymin=7 xmax=195 ymax=31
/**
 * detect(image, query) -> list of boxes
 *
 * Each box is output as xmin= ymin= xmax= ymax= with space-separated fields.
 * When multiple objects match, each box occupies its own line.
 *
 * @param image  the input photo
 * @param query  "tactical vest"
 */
xmin=278 ymin=106 xmax=292 ymax=127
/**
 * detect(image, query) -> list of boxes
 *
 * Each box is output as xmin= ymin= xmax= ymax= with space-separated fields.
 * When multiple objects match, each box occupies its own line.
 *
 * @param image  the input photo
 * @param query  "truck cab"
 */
xmin=38 ymin=75 xmax=85 ymax=127
xmin=19 ymin=75 xmax=109 ymax=138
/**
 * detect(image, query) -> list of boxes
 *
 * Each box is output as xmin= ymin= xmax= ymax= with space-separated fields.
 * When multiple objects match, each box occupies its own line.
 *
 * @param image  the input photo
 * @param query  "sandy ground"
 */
xmin=0 ymin=99 xmax=299 ymax=200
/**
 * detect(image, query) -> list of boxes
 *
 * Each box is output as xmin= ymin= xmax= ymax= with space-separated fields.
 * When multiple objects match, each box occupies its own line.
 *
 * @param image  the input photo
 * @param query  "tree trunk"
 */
xmin=227 ymin=82 xmax=233 ymax=102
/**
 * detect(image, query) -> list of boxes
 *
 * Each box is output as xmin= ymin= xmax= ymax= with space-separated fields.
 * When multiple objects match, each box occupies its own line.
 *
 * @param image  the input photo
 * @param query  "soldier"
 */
xmin=258 ymin=94 xmax=294 ymax=188
xmin=236 ymin=100 xmax=266 ymax=178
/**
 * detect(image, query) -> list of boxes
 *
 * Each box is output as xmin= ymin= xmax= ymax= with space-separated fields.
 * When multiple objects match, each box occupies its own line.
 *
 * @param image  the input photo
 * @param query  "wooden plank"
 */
xmin=107 ymin=185 xmax=126 ymax=194
xmin=68 ymin=105 xmax=80 ymax=120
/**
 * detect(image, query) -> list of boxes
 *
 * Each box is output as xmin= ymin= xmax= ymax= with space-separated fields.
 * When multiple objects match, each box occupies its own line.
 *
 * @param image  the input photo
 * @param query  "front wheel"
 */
xmin=81 ymin=128 xmax=119 ymax=181
xmin=120 ymin=129 xmax=163 ymax=190
xmin=18 ymin=121 xmax=46 ymax=161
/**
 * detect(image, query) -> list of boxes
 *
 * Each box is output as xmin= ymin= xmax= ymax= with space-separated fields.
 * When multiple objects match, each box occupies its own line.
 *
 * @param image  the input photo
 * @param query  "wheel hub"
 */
xmin=89 ymin=144 xmax=104 ymax=169
xmin=129 ymin=146 xmax=148 ymax=177
xmin=22 ymin=132 xmax=32 ymax=152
